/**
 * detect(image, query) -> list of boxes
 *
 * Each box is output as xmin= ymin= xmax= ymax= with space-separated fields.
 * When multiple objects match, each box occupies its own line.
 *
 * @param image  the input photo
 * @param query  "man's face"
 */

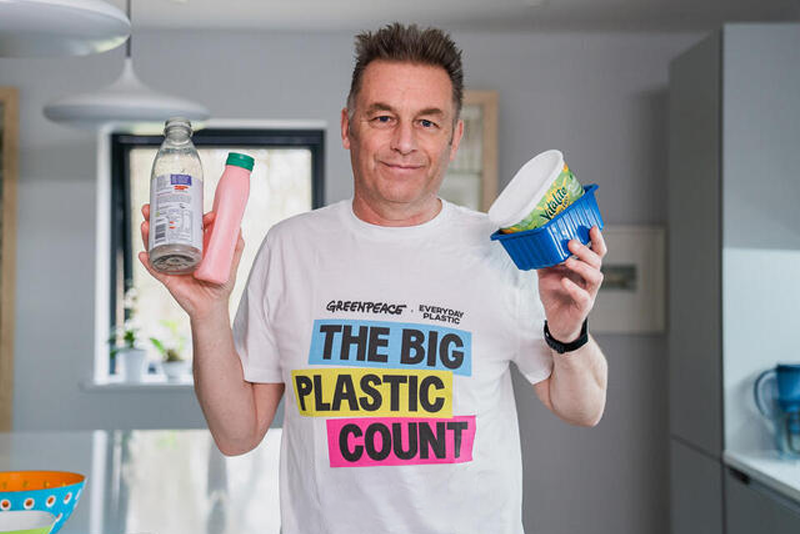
xmin=342 ymin=60 xmax=463 ymax=217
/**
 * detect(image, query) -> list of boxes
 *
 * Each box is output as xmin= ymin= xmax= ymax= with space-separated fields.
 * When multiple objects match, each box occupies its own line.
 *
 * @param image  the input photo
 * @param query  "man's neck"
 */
xmin=351 ymin=194 xmax=442 ymax=227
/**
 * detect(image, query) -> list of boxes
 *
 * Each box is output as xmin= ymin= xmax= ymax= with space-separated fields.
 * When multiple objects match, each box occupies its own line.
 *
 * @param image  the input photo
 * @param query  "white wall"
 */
xmin=724 ymin=248 xmax=800 ymax=452
xmin=0 ymin=28 xmax=703 ymax=534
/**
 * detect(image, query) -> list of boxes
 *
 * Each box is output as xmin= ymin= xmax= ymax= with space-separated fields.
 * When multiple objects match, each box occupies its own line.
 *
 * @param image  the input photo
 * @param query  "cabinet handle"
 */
xmin=728 ymin=467 xmax=751 ymax=485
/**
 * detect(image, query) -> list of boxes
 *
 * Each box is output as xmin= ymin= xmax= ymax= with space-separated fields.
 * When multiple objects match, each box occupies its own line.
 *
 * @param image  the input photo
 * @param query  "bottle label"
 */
xmin=149 ymin=173 xmax=203 ymax=250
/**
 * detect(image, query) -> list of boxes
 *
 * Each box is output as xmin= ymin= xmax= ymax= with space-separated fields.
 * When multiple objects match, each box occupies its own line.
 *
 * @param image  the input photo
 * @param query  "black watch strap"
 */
xmin=544 ymin=319 xmax=589 ymax=354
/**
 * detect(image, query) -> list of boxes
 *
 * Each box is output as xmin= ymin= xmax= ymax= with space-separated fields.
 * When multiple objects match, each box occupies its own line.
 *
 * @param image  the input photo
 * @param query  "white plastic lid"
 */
xmin=488 ymin=149 xmax=564 ymax=228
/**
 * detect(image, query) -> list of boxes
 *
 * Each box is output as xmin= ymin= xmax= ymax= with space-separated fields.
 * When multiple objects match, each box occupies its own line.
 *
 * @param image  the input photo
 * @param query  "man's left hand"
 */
xmin=536 ymin=226 xmax=607 ymax=342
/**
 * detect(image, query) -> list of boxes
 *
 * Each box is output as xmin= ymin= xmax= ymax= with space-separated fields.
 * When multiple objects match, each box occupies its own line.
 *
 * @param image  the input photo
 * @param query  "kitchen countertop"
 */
xmin=724 ymin=449 xmax=800 ymax=504
xmin=0 ymin=429 xmax=282 ymax=534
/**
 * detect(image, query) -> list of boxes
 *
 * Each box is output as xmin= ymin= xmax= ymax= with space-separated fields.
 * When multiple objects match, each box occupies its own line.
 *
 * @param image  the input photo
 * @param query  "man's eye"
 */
xmin=374 ymin=116 xmax=392 ymax=123
xmin=419 ymin=119 xmax=437 ymax=128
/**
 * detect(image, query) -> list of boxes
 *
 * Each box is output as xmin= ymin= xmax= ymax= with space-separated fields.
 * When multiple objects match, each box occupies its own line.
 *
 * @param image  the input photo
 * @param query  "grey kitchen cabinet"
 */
xmin=725 ymin=469 xmax=800 ymax=534
xmin=668 ymin=28 xmax=723 ymax=459
xmin=670 ymin=440 xmax=724 ymax=534
xmin=668 ymin=23 xmax=800 ymax=534
xmin=668 ymin=28 xmax=725 ymax=534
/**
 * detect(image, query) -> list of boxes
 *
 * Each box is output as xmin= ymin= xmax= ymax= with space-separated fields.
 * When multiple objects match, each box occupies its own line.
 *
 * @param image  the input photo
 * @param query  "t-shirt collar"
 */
xmin=343 ymin=197 xmax=452 ymax=240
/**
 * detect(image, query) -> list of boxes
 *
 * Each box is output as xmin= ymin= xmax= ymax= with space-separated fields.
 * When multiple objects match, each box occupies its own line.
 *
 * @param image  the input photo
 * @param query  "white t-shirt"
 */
xmin=233 ymin=198 xmax=553 ymax=534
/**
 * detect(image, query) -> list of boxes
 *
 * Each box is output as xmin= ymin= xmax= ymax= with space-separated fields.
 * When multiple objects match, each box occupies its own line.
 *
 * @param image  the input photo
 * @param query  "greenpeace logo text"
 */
xmin=326 ymin=300 xmax=408 ymax=316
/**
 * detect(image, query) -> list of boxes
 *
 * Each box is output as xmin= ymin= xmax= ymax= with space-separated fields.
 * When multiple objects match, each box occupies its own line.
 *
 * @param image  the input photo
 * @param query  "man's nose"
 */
xmin=390 ymin=121 xmax=417 ymax=154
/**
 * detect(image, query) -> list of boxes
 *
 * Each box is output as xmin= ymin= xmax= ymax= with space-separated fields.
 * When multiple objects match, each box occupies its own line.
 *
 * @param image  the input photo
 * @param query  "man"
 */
xmin=140 ymin=23 xmax=607 ymax=534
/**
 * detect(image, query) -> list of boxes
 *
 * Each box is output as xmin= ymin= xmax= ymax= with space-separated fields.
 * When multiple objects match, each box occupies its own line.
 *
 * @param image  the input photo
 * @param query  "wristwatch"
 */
xmin=543 ymin=319 xmax=589 ymax=354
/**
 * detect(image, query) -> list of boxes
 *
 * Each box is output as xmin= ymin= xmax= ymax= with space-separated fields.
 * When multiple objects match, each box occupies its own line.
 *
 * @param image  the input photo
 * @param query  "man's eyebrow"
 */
xmin=417 ymin=107 xmax=445 ymax=117
xmin=365 ymin=102 xmax=395 ymax=114
xmin=363 ymin=103 xmax=446 ymax=118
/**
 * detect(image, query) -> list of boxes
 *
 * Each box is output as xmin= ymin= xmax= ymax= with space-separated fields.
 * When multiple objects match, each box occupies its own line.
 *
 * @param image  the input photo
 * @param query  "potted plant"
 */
xmin=150 ymin=319 xmax=190 ymax=381
xmin=109 ymin=288 xmax=147 ymax=382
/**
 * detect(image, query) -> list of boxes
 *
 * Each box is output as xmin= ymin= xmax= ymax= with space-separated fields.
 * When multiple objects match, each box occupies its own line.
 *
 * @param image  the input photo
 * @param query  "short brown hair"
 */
xmin=347 ymin=23 xmax=464 ymax=122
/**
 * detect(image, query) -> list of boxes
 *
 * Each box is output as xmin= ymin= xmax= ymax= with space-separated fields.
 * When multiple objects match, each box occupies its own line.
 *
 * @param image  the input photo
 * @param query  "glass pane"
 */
xmin=442 ymin=103 xmax=483 ymax=210
xmin=127 ymin=147 xmax=312 ymax=367
xmin=450 ymin=103 xmax=483 ymax=173
xmin=438 ymin=172 xmax=482 ymax=212
xmin=0 ymin=102 xmax=4 ymax=334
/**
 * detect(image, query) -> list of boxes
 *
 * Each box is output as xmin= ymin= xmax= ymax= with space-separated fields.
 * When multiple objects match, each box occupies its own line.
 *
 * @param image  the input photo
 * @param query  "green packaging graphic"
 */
xmin=501 ymin=165 xmax=584 ymax=233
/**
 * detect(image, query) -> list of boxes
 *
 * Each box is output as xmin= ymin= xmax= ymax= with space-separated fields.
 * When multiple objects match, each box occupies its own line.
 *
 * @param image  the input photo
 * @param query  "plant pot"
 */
xmin=118 ymin=347 xmax=147 ymax=382
xmin=162 ymin=360 xmax=191 ymax=381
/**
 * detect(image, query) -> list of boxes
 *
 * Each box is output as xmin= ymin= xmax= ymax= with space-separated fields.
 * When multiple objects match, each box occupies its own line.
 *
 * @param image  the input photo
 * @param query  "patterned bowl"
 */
xmin=0 ymin=472 xmax=85 ymax=534
xmin=0 ymin=510 xmax=56 ymax=534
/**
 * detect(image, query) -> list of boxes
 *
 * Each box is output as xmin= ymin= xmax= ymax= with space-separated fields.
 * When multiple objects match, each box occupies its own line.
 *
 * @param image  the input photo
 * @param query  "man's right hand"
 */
xmin=139 ymin=203 xmax=245 ymax=320
xmin=140 ymin=203 xmax=282 ymax=456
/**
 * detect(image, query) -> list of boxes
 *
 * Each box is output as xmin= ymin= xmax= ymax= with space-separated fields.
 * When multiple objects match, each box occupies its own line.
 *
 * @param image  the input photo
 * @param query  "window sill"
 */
xmin=81 ymin=376 xmax=194 ymax=392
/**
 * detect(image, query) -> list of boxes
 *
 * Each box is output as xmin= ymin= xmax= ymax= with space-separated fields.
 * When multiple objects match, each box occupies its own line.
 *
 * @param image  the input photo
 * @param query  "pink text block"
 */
xmin=326 ymin=415 xmax=476 ymax=467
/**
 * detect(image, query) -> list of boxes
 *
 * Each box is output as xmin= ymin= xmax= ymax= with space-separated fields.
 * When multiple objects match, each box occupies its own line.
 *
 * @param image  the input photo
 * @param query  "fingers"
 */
xmin=140 ymin=204 xmax=150 ymax=250
xmin=561 ymin=277 xmax=591 ymax=308
xmin=589 ymin=226 xmax=608 ymax=258
xmin=231 ymin=231 xmax=245 ymax=273
xmin=564 ymin=256 xmax=603 ymax=293
xmin=141 ymin=220 xmax=149 ymax=251
xmin=141 ymin=206 xmax=154 ymax=253
xmin=567 ymin=237 xmax=602 ymax=269
xmin=536 ymin=263 xmax=568 ymax=278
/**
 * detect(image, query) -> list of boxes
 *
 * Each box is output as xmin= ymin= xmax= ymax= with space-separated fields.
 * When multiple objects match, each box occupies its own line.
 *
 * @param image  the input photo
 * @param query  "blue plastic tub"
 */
xmin=490 ymin=184 xmax=604 ymax=270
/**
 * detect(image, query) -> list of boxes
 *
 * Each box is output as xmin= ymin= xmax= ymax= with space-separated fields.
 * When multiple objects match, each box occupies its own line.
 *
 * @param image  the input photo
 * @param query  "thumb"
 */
xmin=231 ymin=231 xmax=245 ymax=273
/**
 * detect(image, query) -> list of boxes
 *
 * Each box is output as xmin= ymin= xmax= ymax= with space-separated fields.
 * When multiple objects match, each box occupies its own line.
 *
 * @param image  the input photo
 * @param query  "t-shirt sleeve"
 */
xmin=512 ymin=271 xmax=554 ymax=385
xmin=232 ymin=234 xmax=284 ymax=383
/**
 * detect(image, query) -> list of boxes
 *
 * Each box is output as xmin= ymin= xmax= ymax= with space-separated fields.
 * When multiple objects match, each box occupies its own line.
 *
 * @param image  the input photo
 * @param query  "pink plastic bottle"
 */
xmin=194 ymin=152 xmax=254 ymax=284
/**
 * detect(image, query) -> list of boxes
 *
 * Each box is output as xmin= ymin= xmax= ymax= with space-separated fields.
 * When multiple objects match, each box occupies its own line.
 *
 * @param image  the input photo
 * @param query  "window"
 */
xmin=109 ymin=127 xmax=324 ymax=378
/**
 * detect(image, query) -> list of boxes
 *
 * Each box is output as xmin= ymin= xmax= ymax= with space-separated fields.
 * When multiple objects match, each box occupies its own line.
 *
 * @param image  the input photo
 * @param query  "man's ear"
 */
xmin=449 ymin=118 xmax=465 ymax=162
xmin=341 ymin=107 xmax=351 ymax=150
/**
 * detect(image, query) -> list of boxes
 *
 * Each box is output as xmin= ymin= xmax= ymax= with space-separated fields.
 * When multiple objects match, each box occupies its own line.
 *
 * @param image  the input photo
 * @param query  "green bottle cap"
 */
xmin=226 ymin=152 xmax=255 ymax=172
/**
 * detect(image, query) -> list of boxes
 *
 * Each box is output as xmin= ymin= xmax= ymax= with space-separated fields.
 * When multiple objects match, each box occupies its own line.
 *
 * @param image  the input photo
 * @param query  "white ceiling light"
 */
xmin=0 ymin=0 xmax=130 ymax=57
xmin=43 ymin=57 xmax=211 ymax=128
xmin=43 ymin=0 xmax=210 ymax=130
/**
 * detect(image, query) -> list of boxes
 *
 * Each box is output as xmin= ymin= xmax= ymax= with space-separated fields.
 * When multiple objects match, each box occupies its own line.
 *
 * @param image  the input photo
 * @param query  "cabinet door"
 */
xmin=721 ymin=25 xmax=800 ymax=250
xmin=668 ymin=31 xmax=723 ymax=456
xmin=671 ymin=439 xmax=723 ymax=534
xmin=725 ymin=469 xmax=800 ymax=534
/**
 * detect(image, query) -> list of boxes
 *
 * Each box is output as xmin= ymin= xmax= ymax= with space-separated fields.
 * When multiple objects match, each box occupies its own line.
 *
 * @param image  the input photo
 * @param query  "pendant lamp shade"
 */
xmin=0 ymin=0 xmax=130 ymax=57
xmin=43 ymin=58 xmax=211 ymax=129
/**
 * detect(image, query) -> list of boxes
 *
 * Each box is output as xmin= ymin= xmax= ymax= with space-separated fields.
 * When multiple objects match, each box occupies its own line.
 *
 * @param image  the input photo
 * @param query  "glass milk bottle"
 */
xmin=148 ymin=117 xmax=204 ymax=274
